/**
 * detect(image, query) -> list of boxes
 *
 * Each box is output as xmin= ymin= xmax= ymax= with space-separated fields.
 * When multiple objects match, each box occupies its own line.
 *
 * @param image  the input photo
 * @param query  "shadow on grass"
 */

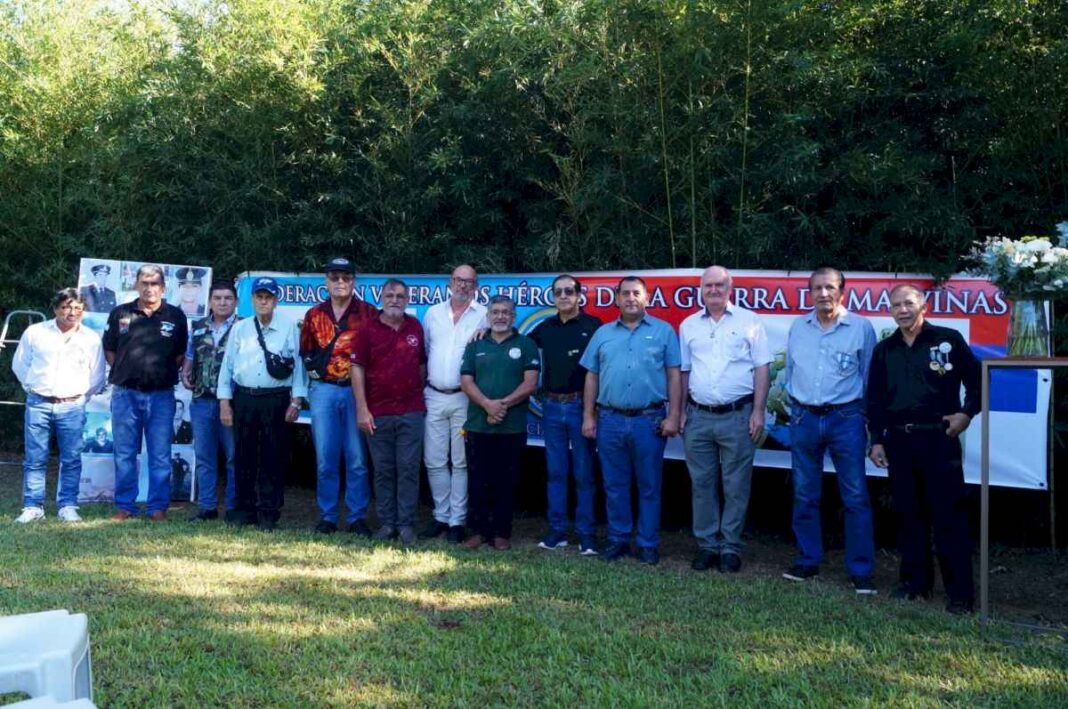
xmin=1 ymin=515 xmax=1067 ymax=706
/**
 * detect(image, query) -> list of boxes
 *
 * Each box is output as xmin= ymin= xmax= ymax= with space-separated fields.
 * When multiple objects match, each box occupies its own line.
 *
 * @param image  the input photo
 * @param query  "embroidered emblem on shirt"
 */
xmin=118 ymin=317 xmax=131 ymax=335
xmin=509 ymin=347 xmax=522 ymax=359
xmin=160 ymin=321 xmax=176 ymax=338
xmin=406 ymin=334 xmax=419 ymax=348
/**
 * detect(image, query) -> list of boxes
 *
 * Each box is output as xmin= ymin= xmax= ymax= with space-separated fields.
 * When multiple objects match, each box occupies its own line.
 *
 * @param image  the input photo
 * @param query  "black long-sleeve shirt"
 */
xmin=866 ymin=322 xmax=981 ymax=445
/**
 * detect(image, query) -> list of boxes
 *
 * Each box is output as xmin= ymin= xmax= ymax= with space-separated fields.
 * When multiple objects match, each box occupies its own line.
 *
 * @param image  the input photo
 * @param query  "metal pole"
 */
xmin=980 ymin=360 xmax=991 ymax=630
xmin=1050 ymin=301 xmax=1057 ymax=553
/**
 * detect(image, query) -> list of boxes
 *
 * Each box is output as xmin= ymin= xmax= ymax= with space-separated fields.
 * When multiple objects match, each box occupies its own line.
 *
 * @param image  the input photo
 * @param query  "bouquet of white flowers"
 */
xmin=971 ymin=223 xmax=1068 ymax=297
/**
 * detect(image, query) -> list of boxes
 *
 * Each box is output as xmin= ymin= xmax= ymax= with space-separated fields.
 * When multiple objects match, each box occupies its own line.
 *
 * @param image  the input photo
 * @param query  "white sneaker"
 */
xmin=15 ymin=507 xmax=45 ymax=523
xmin=57 ymin=506 xmax=82 ymax=522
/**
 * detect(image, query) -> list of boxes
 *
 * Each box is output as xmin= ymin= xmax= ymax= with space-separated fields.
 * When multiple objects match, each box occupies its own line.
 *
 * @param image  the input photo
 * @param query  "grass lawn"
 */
xmin=1 ymin=486 xmax=1066 ymax=706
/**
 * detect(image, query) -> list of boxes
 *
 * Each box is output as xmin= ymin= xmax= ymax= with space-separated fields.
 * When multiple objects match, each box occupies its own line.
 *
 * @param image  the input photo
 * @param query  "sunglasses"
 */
xmin=553 ymin=286 xmax=578 ymax=297
xmin=327 ymin=273 xmax=354 ymax=283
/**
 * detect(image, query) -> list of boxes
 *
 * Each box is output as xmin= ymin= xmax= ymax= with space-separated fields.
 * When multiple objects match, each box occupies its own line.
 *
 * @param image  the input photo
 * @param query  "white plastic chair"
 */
xmin=0 ymin=610 xmax=92 ymax=702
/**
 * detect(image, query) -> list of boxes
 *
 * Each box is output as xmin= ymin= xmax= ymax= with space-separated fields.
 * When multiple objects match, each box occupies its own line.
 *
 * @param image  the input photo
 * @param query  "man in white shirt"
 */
xmin=11 ymin=288 xmax=107 ymax=523
xmin=419 ymin=264 xmax=487 ymax=542
xmin=680 ymin=266 xmax=771 ymax=573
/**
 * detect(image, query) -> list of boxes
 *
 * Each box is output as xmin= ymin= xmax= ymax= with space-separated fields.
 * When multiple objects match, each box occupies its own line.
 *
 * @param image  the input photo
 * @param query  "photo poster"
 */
xmin=76 ymin=258 xmax=211 ymax=504
xmin=236 ymin=268 xmax=1049 ymax=491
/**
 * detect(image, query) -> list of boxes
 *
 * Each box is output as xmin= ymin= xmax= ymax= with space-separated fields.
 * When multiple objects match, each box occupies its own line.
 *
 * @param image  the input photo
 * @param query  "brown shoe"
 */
xmin=462 ymin=534 xmax=484 ymax=549
xmin=149 ymin=511 xmax=167 ymax=522
xmin=111 ymin=510 xmax=134 ymax=521
xmin=492 ymin=537 xmax=511 ymax=551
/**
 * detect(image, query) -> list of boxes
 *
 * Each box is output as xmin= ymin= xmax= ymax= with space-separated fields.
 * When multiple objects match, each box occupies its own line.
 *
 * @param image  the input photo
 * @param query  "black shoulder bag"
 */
xmin=303 ymin=325 xmax=343 ymax=381
xmin=254 ymin=317 xmax=296 ymax=380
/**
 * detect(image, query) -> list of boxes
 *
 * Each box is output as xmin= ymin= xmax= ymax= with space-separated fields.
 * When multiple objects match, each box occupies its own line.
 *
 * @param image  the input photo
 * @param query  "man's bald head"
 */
xmin=699 ymin=265 xmax=733 ymax=315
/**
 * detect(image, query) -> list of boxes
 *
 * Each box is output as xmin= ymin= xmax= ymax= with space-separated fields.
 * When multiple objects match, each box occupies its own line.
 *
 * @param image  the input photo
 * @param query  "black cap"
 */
xmin=90 ymin=264 xmax=111 ymax=276
xmin=325 ymin=257 xmax=355 ymax=274
xmin=176 ymin=267 xmax=205 ymax=285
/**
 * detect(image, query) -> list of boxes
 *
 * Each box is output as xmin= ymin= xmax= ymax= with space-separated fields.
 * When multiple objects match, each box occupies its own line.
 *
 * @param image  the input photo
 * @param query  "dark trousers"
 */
xmin=886 ymin=429 xmax=974 ymax=605
xmin=367 ymin=412 xmax=425 ymax=528
xmin=232 ymin=388 xmax=290 ymax=524
xmin=465 ymin=431 xmax=525 ymax=540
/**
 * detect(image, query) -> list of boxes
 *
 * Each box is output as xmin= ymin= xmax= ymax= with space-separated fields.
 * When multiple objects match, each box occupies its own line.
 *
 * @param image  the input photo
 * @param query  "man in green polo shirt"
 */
xmin=459 ymin=295 xmax=540 ymax=551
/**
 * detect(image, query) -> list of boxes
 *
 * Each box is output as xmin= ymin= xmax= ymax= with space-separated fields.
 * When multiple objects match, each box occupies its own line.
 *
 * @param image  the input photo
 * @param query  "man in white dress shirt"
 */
xmin=680 ymin=266 xmax=771 ymax=573
xmin=419 ymin=264 xmax=487 ymax=543
xmin=11 ymin=288 xmax=107 ymax=523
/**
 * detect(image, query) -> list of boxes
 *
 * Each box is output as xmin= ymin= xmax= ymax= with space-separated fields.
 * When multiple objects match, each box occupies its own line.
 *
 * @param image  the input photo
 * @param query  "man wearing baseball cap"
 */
xmin=217 ymin=276 xmax=307 ymax=531
xmin=299 ymin=257 xmax=378 ymax=536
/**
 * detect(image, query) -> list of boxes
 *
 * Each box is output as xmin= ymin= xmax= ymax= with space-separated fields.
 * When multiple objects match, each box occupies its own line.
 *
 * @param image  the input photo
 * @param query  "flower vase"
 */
xmin=1006 ymin=299 xmax=1050 ymax=357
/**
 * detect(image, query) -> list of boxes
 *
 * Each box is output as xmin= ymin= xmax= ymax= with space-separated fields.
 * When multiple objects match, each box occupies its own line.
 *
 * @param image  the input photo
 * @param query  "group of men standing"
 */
xmin=11 ymin=261 xmax=980 ymax=613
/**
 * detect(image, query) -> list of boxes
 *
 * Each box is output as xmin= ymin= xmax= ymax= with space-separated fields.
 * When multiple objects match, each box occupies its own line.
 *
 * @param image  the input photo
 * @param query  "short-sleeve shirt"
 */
xmin=785 ymin=308 xmax=876 ymax=406
xmin=529 ymin=312 xmax=602 ymax=394
xmin=679 ymin=303 xmax=771 ymax=405
xmin=460 ymin=330 xmax=540 ymax=434
xmin=579 ymin=314 xmax=681 ymax=409
xmin=351 ymin=315 xmax=427 ymax=416
xmin=299 ymin=298 xmax=378 ymax=383
xmin=102 ymin=301 xmax=189 ymax=390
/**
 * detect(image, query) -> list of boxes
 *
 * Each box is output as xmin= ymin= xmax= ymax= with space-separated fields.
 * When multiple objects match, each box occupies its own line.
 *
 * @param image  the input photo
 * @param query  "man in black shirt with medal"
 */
xmin=867 ymin=284 xmax=981 ymax=614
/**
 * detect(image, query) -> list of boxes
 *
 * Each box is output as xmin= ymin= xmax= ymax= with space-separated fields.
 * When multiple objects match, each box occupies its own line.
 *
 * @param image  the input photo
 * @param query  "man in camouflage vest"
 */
xmin=181 ymin=281 xmax=240 ymax=521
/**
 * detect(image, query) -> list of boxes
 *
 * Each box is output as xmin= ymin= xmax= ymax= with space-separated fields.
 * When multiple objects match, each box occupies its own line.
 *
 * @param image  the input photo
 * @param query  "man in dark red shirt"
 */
xmin=299 ymin=257 xmax=378 ymax=536
xmin=352 ymin=279 xmax=427 ymax=545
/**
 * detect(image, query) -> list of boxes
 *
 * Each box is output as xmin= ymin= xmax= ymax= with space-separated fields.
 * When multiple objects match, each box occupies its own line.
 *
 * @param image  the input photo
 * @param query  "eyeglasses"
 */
xmin=553 ymin=286 xmax=578 ymax=297
xmin=58 ymin=304 xmax=85 ymax=313
xmin=327 ymin=274 xmax=354 ymax=283
xmin=452 ymin=277 xmax=476 ymax=287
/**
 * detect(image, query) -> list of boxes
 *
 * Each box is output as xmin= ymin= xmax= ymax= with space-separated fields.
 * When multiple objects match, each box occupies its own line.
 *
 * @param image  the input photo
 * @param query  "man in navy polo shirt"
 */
xmin=103 ymin=264 xmax=189 ymax=521
xmin=352 ymin=279 xmax=428 ymax=546
xmin=580 ymin=276 xmax=682 ymax=565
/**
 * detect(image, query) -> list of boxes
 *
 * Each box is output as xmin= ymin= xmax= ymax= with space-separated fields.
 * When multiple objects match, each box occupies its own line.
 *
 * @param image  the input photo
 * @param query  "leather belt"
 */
xmin=688 ymin=394 xmax=753 ymax=415
xmin=599 ymin=403 xmax=665 ymax=417
xmin=234 ymin=385 xmax=290 ymax=397
xmin=35 ymin=394 xmax=82 ymax=404
xmin=541 ymin=391 xmax=582 ymax=403
xmin=790 ymin=398 xmax=861 ymax=416
xmin=428 ymin=384 xmax=462 ymax=395
xmin=891 ymin=422 xmax=946 ymax=434
xmin=318 ymin=378 xmax=350 ymax=387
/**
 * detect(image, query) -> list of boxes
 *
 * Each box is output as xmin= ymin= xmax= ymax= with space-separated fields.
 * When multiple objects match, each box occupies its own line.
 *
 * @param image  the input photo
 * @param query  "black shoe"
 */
xmin=600 ymin=542 xmax=630 ymax=562
xmin=691 ymin=549 xmax=720 ymax=571
xmin=851 ymin=575 xmax=877 ymax=595
xmin=314 ymin=519 xmax=338 ymax=534
xmin=782 ymin=563 xmax=819 ymax=582
xmin=946 ymin=599 xmax=974 ymax=616
xmin=418 ymin=520 xmax=449 ymax=539
xmin=720 ymin=553 xmax=742 ymax=574
xmin=446 ymin=525 xmax=466 ymax=544
xmin=257 ymin=519 xmax=277 ymax=532
xmin=348 ymin=519 xmax=372 ymax=538
xmin=190 ymin=509 xmax=218 ymax=522
xmin=225 ymin=510 xmax=256 ymax=527
xmin=637 ymin=547 xmax=659 ymax=566
xmin=890 ymin=584 xmax=932 ymax=601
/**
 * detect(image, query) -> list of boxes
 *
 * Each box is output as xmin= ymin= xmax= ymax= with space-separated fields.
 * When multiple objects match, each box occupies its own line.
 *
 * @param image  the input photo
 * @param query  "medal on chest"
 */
xmin=929 ymin=341 xmax=953 ymax=375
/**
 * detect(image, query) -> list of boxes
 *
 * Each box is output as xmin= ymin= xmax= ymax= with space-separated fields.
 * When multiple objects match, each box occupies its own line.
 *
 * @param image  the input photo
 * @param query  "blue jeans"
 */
xmin=542 ymin=399 xmax=596 ymax=537
xmin=596 ymin=407 xmax=667 ymax=549
xmin=112 ymin=386 xmax=176 ymax=515
xmin=190 ymin=397 xmax=236 ymax=511
xmin=309 ymin=381 xmax=369 ymax=524
xmin=22 ymin=393 xmax=86 ymax=508
xmin=789 ymin=401 xmax=874 ymax=577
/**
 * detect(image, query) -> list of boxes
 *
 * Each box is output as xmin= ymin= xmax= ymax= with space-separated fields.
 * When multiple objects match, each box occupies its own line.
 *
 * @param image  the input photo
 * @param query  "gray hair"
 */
xmin=136 ymin=264 xmax=166 ymax=285
xmin=488 ymin=294 xmax=516 ymax=311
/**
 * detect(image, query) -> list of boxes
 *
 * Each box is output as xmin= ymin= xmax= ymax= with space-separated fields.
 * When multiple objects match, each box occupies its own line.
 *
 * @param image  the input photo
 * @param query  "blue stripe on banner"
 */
xmin=971 ymin=344 xmax=1039 ymax=414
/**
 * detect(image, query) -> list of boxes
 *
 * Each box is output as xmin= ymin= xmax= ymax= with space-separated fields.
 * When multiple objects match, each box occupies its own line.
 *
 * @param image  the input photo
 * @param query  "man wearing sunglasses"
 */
xmin=299 ymin=257 xmax=378 ymax=537
xmin=530 ymin=275 xmax=602 ymax=555
xmin=12 ymin=288 xmax=106 ymax=523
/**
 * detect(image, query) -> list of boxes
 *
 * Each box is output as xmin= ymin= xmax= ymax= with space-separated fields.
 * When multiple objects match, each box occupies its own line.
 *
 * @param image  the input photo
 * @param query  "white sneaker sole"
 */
xmin=537 ymin=541 xmax=568 ymax=551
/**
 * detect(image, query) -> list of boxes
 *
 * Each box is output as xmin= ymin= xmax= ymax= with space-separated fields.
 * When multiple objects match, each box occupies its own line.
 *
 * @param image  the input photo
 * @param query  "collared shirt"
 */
xmin=423 ymin=299 xmax=488 ymax=390
xmin=529 ymin=311 xmax=602 ymax=394
xmin=217 ymin=314 xmax=308 ymax=399
xmin=680 ymin=303 xmax=771 ymax=405
xmin=11 ymin=319 xmax=106 ymax=399
xmin=785 ymin=307 xmax=876 ymax=406
xmin=351 ymin=314 xmax=427 ymax=416
xmin=866 ymin=322 xmax=981 ymax=444
xmin=460 ymin=329 xmax=540 ymax=434
xmin=102 ymin=300 xmax=189 ymax=390
xmin=299 ymin=297 xmax=378 ymax=383
xmin=579 ymin=314 xmax=681 ymax=410
xmin=185 ymin=312 xmax=239 ymax=360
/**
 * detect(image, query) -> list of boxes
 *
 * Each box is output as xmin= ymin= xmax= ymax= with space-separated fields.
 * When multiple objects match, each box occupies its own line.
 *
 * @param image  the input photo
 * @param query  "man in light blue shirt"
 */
xmin=581 ymin=276 xmax=682 ymax=565
xmin=782 ymin=267 xmax=878 ymax=594
xmin=218 ymin=277 xmax=308 ymax=531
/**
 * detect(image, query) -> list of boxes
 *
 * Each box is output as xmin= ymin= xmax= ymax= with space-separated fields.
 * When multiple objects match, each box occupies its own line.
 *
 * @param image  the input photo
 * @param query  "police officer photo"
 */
xmin=80 ymin=263 xmax=118 ymax=313
xmin=867 ymin=283 xmax=981 ymax=614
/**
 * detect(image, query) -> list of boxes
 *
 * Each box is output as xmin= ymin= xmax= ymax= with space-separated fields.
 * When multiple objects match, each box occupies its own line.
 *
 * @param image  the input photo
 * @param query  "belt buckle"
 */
xmin=903 ymin=423 xmax=914 ymax=434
